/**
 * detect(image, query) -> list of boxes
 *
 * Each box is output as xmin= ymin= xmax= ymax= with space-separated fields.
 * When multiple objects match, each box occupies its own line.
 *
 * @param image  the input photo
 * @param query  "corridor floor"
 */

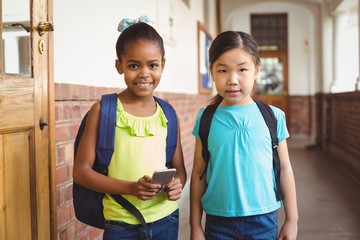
xmin=178 ymin=137 xmax=360 ymax=240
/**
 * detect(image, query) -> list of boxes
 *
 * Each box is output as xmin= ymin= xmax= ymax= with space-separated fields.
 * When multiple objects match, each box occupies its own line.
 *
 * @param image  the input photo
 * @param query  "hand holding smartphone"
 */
xmin=151 ymin=168 xmax=176 ymax=186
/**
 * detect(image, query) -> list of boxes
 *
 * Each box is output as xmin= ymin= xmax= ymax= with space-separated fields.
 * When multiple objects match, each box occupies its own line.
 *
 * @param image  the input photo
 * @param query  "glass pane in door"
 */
xmin=256 ymin=57 xmax=283 ymax=95
xmin=2 ymin=0 xmax=31 ymax=76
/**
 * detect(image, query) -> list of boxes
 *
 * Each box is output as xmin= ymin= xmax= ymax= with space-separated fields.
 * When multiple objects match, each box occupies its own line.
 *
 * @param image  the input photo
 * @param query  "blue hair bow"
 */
xmin=117 ymin=15 xmax=153 ymax=32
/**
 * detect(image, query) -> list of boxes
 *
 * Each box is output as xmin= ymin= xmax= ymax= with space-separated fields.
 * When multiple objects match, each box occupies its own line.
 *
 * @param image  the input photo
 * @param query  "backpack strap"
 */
xmin=154 ymin=96 xmax=178 ymax=167
xmin=255 ymin=100 xmax=284 ymax=201
xmin=198 ymin=102 xmax=220 ymax=180
xmin=96 ymin=93 xmax=118 ymax=172
xmin=110 ymin=194 xmax=148 ymax=229
xmin=97 ymin=93 xmax=149 ymax=229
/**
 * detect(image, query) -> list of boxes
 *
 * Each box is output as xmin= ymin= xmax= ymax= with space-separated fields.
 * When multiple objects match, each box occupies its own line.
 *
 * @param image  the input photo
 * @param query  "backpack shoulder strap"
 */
xmin=96 ymin=93 xmax=118 ymax=169
xmin=74 ymin=112 xmax=89 ymax=159
xmin=198 ymin=102 xmax=220 ymax=179
xmin=255 ymin=100 xmax=283 ymax=201
xmin=199 ymin=103 xmax=219 ymax=162
xmin=154 ymin=96 xmax=178 ymax=167
xmin=98 ymin=93 xmax=149 ymax=229
xmin=254 ymin=100 xmax=278 ymax=147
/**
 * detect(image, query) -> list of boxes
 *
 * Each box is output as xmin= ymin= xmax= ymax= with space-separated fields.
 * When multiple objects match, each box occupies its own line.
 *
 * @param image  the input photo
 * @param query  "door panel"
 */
xmin=1 ymin=131 xmax=33 ymax=239
xmin=255 ymin=51 xmax=288 ymax=111
xmin=0 ymin=76 xmax=34 ymax=128
xmin=254 ymin=51 xmax=289 ymax=127
xmin=0 ymin=0 xmax=54 ymax=239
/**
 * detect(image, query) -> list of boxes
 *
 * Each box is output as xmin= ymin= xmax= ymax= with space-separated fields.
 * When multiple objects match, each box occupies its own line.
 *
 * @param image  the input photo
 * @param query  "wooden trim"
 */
xmin=0 ymin=0 xmax=3 ymax=72
xmin=32 ymin=0 xmax=52 ymax=238
xmin=46 ymin=0 xmax=57 ymax=238
xmin=216 ymin=0 xmax=221 ymax=34
xmin=0 ymin=135 xmax=4 ymax=240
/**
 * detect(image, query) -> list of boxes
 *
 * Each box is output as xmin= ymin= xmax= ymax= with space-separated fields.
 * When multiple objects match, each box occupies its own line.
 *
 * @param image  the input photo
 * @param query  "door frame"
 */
xmin=34 ymin=0 xmax=56 ymax=238
xmin=30 ymin=0 xmax=56 ymax=238
xmin=46 ymin=0 xmax=56 ymax=238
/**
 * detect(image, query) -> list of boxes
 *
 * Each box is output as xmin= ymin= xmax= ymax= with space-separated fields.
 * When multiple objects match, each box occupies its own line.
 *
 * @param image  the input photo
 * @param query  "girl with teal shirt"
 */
xmin=73 ymin=17 xmax=186 ymax=240
xmin=190 ymin=31 xmax=298 ymax=240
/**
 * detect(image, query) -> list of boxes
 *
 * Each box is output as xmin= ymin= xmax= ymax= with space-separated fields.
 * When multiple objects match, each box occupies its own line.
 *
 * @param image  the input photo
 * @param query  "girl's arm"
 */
xmin=190 ymin=139 xmax=207 ymax=240
xmin=164 ymin=118 xmax=187 ymax=200
xmin=73 ymin=101 xmax=160 ymax=200
xmin=277 ymin=139 xmax=298 ymax=240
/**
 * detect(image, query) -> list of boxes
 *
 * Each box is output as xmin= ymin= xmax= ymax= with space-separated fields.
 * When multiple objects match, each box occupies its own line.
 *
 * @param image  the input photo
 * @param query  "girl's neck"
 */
xmin=118 ymin=91 xmax=157 ymax=117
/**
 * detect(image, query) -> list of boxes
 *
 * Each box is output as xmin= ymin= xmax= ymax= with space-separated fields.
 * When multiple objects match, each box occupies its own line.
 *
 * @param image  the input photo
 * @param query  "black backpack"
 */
xmin=198 ymin=100 xmax=283 ymax=201
xmin=73 ymin=93 xmax=178 ymax=229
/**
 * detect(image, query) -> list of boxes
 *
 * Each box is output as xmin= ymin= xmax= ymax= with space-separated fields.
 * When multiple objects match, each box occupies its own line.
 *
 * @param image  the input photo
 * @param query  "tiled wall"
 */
xmin=54 ymin=83 xmax=314 ymax=239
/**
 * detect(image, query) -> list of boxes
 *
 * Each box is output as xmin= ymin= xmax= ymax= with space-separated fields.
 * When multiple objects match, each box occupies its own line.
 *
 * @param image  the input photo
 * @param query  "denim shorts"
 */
xmin=103 ymin=209 xmax=179 ymax=240
xmin=205 ymin=210 xmax=278 ymax=240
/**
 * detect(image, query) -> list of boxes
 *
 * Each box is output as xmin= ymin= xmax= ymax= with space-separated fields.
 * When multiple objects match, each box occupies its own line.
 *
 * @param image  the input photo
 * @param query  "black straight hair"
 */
xmin=208 ymin=31 xmax=260 ymax=105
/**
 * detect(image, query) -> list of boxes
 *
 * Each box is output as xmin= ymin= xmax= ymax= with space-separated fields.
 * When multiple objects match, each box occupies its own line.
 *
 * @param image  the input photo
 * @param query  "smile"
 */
xmin=136 ymin=83 xmax=152 ymax=87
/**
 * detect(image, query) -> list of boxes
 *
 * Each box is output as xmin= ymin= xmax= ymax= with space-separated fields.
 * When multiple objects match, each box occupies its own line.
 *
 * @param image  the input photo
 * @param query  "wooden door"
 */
xmin=0 ymin=0 xmax=55 ymax=239
xmin=251 ymin=13 xmax=289 ymax=124
xmin=254 ymin=51 xmax=289 ymax=113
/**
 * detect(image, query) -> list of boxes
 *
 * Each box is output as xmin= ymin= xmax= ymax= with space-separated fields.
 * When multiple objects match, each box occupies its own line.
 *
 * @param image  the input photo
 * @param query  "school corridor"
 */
xmin=177 ymin=137 xmax=360 ymax=240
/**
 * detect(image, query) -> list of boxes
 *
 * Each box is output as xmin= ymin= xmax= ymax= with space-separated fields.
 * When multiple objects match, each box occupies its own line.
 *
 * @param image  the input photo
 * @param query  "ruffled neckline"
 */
xmin=116 ymin=99 xmax=168 ymax=136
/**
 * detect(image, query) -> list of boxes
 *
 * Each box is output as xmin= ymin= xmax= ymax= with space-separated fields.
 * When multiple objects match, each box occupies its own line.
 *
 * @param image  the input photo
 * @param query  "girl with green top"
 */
xmin=73 ymin=16 xmax=186 ymax=240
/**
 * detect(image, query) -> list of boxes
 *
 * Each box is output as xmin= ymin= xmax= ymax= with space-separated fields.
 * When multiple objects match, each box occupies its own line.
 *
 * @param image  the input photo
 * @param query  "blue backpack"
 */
xmin=198 ymin=100 xmax=283 ymax=201
xmin=73 ymin=93 xmax=178 ymax=229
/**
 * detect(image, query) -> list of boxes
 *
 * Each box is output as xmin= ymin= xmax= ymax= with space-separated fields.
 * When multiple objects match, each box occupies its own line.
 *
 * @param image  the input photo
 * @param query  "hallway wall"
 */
xmin=316 ymin=91 xmax=360 ymax=183
xmin=53 ymin=0 xmax=212 ymax=94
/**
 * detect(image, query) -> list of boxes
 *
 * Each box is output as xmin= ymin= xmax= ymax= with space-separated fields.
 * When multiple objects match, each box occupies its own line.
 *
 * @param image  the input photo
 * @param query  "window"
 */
xmin=251 ymin=14 xmax=287 ymax=51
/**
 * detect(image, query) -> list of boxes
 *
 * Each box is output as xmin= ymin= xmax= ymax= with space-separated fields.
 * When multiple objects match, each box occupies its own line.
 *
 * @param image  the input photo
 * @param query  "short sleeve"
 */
xmin=192 ymin=108 xmax=205 ymax=139
xmin=270 ymin=106 xmax=290 ymax=142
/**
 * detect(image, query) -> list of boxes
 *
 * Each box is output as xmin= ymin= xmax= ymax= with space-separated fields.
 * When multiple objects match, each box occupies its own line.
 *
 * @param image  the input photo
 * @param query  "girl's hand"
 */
xmin=190 ymin=226 xmax=206 ymax=240
xmin=163 ymin=177 xmax=183 ymax=200
xmin=133 ymin=175 xmax=161 ymax=200
xmin=277 ymin=219 xmax=298 ymax=240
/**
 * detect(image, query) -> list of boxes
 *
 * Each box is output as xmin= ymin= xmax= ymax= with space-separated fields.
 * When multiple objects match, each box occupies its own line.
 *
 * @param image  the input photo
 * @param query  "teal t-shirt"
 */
xmin=192 ymin=101 xmax=289 ymax=217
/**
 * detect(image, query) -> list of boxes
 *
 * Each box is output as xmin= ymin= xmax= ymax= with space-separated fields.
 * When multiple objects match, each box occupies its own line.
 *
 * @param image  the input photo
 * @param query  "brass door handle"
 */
xmin=11 ymin=23 xmax=31 ymax=32
xmin=38 ymin=22 xmax=54 ymax=36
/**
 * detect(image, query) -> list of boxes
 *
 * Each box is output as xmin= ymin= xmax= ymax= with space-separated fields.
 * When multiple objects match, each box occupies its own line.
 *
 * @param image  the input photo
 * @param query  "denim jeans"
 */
xmin=103 ymin=209 xmax=179 ymax=240
xmin=205 ymin=210 xmax=278 ymax=240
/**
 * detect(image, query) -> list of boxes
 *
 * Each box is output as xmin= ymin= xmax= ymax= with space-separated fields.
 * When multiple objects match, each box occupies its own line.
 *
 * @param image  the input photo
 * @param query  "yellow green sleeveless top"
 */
xmin=103 ymin=99 xmax=178 ymax=224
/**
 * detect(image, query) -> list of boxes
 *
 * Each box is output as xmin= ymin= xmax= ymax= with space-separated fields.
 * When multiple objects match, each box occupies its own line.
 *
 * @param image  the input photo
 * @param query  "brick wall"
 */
xmin=289 ymin=95 xmax=316 ymax=137
xmin=315 ymin=92 xmax=360 ymax=182
xmin=54 ymin=83 xmax=209 ymax=239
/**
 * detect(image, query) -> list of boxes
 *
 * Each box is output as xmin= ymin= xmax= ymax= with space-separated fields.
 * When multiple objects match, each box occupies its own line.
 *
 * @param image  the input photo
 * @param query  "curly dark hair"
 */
xmin=116 ymin=22 xmax=165 ymax=61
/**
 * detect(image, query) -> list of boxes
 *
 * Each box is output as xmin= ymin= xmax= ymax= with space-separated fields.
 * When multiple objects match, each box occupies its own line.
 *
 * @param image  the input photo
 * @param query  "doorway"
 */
xmin=0 ymin=0 xmax=55 ymax=239
xmin=251 ymin=13 xmax=289 ymax=119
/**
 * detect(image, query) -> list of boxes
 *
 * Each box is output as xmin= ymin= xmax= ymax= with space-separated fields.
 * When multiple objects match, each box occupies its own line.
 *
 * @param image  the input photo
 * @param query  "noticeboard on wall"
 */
xmin=197 ymin=21 xmax=213 ymax=94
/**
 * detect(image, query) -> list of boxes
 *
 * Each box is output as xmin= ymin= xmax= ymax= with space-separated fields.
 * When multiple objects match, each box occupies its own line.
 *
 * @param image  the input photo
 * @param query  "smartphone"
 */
xmin=151 ymin=168 xmax=176 ymax=185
